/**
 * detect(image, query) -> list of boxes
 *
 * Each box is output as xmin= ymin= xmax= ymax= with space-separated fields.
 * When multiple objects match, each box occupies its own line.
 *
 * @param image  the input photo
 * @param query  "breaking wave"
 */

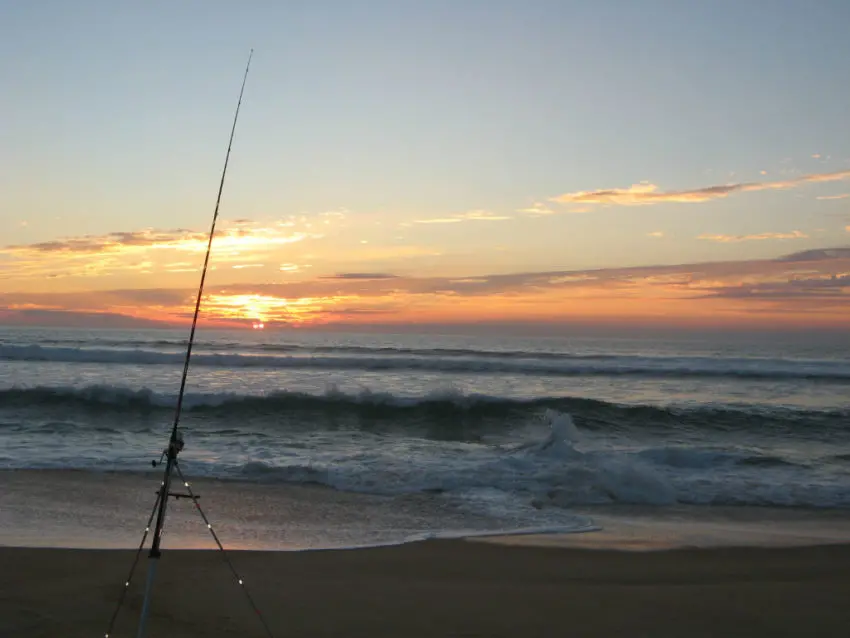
xmin=220 ymin=411 xmax=850 ymax=508
xmin=2 ymin=397 xmax=847 ymax=508
xmin=1 ymin=384 xmax=845 ymax=437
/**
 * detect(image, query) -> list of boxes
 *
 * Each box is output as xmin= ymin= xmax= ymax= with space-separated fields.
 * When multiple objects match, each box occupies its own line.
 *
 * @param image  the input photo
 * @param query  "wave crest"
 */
xmin=0 ymin=384 xmax=845 ymax=437
xmin=2 ymin=343 xmax=848 ymax=382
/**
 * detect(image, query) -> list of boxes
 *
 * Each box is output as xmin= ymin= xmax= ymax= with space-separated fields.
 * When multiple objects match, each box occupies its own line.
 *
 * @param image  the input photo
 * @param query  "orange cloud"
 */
xmin=413 ymin=218 xmax=463 ymax=224
xmin=2 ymin=247 xmax=847 ymax=330
xmin=698 ymin=231 xmax=808 ymax=243
xmin=0 ymin=219 xmax=320 ymax=284
xmin=516 ymin=203 xmax=555 ymax=216
xmin=202 ymin=293 xmax=359 ymax=324
xmin=5 ymin=229 xmax=204 ymax=254
xmin=550 ymin=170 xmax=850 ymax=208
xmin=415 ymin=210 xmax=511 ymax=224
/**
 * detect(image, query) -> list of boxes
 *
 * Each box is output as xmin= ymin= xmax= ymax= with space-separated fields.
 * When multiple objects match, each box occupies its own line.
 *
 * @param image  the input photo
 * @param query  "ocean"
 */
xmin=1 ymin=325 xmax=848 ymax=550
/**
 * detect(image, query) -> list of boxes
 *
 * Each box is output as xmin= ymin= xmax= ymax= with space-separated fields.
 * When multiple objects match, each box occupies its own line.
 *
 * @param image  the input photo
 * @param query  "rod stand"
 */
xmin=137 ymin=427 xmax=184 ymax=638
xmin=163 ymin=491 xmax=201 ymax=499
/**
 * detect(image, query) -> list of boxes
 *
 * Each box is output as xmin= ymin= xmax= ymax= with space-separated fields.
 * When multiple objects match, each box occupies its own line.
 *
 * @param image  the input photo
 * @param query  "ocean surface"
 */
xmin=1 ymin=325 xmax=848 ymax=549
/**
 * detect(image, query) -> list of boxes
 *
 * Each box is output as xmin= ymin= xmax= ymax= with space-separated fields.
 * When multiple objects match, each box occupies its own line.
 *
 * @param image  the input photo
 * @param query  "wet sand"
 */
xmin=2 ymin=540 xmax=849 ymax=637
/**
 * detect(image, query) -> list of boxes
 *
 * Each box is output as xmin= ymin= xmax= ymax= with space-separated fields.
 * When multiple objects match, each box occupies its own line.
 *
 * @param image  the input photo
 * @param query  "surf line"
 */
xmin=102 ymin=50 xmax=276 ymax=638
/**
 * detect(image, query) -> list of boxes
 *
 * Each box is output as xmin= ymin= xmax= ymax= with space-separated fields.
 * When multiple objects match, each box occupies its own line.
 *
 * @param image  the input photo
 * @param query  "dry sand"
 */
xmin=2 ymin=540 xmax=849 ymax=637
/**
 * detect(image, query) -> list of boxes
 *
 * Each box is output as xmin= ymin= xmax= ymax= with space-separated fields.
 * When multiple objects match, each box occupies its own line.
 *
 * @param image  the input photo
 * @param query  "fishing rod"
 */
xmin=102 ymin=50 xmax=274 ymax=638
xmin=144 ymin=45 xmax=253 ymax=564
xmin=138 ymin=47 xmax=255 ymax=638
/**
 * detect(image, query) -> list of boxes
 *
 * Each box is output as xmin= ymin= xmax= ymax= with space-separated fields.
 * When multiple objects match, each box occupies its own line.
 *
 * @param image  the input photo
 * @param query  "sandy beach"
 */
xmin=3 ymin=471 xmax=850 ymax=636
xmin=2 ymin=540 xmax=849 ymax=637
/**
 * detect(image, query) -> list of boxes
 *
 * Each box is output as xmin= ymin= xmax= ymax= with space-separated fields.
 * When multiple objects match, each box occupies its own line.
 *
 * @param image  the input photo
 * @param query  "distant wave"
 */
xmin=0 ymin=385 xmax=845 ymax=437
xmin=1 ymin=335 xmax=657 ymax=358
xmin=2 ymin=343 xmax=849 ymax=382
xmin=7 ymin=336 xmax=618 ymax=359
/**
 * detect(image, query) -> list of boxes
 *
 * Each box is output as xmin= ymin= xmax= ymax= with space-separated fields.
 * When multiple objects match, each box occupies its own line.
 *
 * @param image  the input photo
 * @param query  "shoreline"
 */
xmin=3 ymin=540 xmax=849 ymax=637
xmin=476 ymin=503 xmax=850 ymax=551
xmin=3 ymin=468 xmax=850 ymax=552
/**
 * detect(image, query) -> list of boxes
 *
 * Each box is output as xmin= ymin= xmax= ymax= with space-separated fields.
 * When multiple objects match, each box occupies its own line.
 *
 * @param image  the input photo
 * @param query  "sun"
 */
xmin=204 ymin=293 xmax=323 ymax=325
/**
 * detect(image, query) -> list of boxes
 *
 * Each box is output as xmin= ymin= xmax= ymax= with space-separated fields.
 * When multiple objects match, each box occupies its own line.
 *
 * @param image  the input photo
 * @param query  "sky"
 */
xmin=2 ymin=0 xmax=849 ymax=332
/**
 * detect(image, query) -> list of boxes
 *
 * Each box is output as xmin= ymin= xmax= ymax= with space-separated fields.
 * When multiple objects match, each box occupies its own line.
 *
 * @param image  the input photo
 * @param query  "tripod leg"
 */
xmin=103 ymin=489 xmax=161 ymax=638
xmin=174 ymin=463 xmax=276 ymax=638
xmin=136 ymin=558 xmax=158 ymax=638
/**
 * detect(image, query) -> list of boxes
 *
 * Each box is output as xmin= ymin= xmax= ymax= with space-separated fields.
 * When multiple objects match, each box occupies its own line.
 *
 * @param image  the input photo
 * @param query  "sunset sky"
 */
xmin=2 ymin=1 xmax=849 ymax=332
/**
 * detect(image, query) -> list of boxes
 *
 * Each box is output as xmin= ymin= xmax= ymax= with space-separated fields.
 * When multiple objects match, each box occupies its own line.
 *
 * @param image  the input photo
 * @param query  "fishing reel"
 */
xmin=169 ymin=431 xmax=185 ymax=456
xmin=151 ymin=431 xmax=185 ymax=467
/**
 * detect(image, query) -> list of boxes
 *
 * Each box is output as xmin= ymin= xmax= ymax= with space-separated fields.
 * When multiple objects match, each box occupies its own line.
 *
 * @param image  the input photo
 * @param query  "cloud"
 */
xmin=647 ymin=231 xmax=665 ymax=238
xmin=415 ymin=210 xmax=512 ymax=224
xmin=200 ymin=292 xmax=358 ymax=324
xmin=228 ymin=246 xmax=850 ymax=302
xmin=3 ymin=245 xmax=848 ymax=328
xmin=776 ymin=247 xmax=850 ymax=262
xmin=516 ymin=203 xmax=555 ymax=216
xmin=547 ymin=274 xmax=598 ymax=285
xmin=550 ymin=170 xmax=850 ymax=208
xmin=698 ymin=231 xmax=808 ymax=243
xmin=321 ymin=273 xmax=399 ymax=280
xmin=414 ymin=218 xmax=463 ymax=224
xmin=696 ymin=273 xmax=850 ymax=302
xmin=4 ymin=221 xmax=313 ymax=256
xmin=0 ymin=218 xmax=324 ymax=282
xmin=816 ymin=194 xmax=850 ymax=201
xmin=459 ymin=210 xmax=512 ymax=221
xmin=6 ymin=229 xmax=205 ymax=254
xmin=0 ymin=308 xmax=181 ymax=329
